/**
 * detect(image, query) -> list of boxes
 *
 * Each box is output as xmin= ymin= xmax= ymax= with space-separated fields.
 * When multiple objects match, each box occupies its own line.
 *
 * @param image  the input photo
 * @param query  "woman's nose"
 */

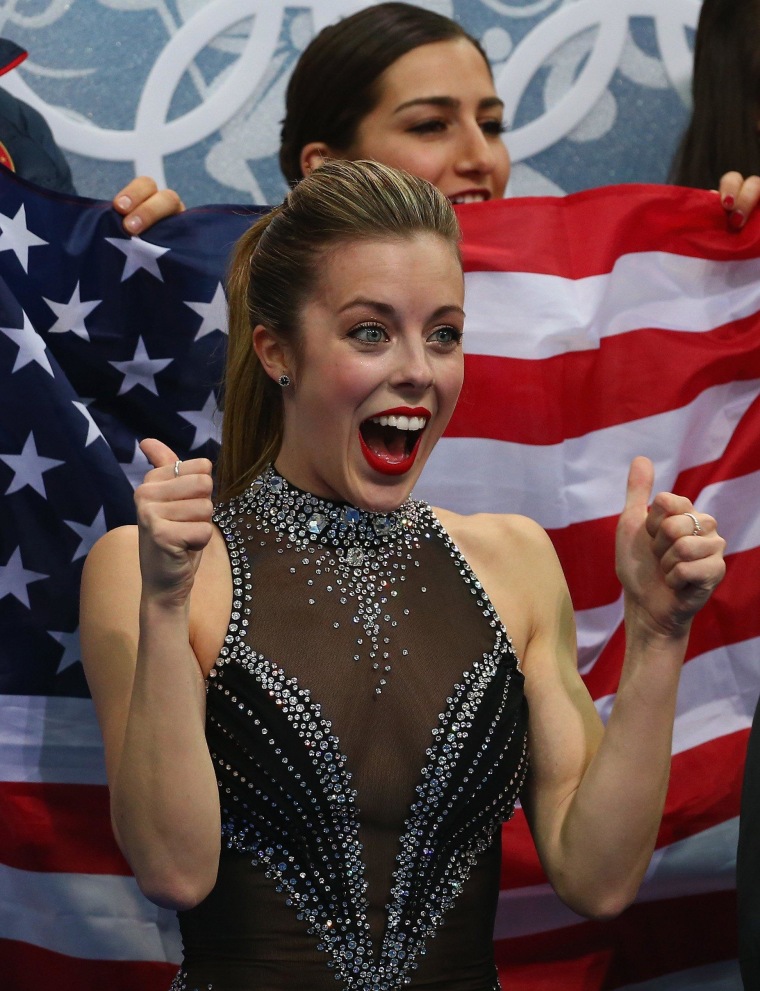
xmin=456 ymin=124 xmax=496 ymax=176
xmin=390 ymin=340 xmax=434 ymax=391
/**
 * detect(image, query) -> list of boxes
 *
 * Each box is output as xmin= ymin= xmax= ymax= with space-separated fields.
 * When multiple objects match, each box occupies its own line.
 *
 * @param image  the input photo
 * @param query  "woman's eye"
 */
xmin=408 ymin=119 xmax=447 ymax=135
xmin=481 ymin=119 xmax=508 ymax=137
xmin=429 ymin=326 xmax=462 ymax=345
xmin=350 ymin=323 xmax=387 ymax=343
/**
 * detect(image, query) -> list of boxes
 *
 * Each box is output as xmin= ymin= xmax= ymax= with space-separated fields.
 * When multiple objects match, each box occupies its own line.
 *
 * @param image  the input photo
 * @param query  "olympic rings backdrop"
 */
xmin=0 ymin=0 xmax=700 ymax=204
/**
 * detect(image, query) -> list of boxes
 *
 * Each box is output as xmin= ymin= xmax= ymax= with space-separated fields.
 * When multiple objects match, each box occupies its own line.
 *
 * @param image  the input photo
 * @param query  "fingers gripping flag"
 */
xmin=0 ymin=169 xmax=757 ymax=989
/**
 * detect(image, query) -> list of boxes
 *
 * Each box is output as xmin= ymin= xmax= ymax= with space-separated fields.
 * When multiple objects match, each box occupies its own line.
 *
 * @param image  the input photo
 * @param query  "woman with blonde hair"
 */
xmin=82 ymin=160 xmax=726 ymax=990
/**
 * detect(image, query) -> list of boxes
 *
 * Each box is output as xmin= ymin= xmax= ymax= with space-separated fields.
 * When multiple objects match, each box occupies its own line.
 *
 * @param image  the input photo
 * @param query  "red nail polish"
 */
xmin=723 ymin=194 xmax=735 ymax=210
xmin=729 ymin=209 xmax=746 ymax=230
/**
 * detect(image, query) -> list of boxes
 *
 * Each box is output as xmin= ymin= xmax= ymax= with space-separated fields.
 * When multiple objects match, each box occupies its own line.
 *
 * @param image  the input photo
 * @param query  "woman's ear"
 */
xmin=252 ymin=324 xmax=291 ymax=384
xmin=300 ymin=142 xmax=336 ymax=177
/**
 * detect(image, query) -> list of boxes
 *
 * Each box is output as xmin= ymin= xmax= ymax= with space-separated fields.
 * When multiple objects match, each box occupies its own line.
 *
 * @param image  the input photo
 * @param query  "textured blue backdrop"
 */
xmin=0 ymin=0 xmax=701 ymax=206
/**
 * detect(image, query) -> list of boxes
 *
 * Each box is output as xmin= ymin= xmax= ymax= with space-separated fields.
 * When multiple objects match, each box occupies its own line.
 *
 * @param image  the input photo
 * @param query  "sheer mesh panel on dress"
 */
xmin=174 ymin=471 xmax=529 ymax=991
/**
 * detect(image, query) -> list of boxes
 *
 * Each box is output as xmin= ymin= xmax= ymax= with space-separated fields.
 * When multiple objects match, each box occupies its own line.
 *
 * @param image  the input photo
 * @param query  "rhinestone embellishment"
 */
xmin=199 ymin=466 xmax=530 ymax=990
xmin=235 ymin=466 xmax=431 ymax=695
xmin=306 ymin=512 xmax=327 ymax=535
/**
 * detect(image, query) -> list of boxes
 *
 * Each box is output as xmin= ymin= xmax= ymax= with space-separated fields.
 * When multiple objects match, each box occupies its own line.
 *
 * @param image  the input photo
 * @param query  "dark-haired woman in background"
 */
xmin=81 ymin=158 xmax=727 ymax=991
xmin=116 ymin=2 xmax=760 ymax=232
xmin=279 ymin=0 xmax=759 ymax=220
xmin=278 ymin=2 xmax=508 ymax=204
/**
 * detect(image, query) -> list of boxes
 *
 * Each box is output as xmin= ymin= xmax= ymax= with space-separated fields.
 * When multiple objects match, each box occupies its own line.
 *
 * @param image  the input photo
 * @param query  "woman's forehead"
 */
xmin=374 ymin=38 xmax=495 ymax=106
xmin=315 ymin=234 xmax=463 ymax=285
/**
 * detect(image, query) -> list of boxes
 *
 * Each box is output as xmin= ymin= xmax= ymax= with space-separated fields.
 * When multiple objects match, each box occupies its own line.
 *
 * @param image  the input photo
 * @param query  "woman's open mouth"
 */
xmin=359 ymin=409 xmax=430 ymax=476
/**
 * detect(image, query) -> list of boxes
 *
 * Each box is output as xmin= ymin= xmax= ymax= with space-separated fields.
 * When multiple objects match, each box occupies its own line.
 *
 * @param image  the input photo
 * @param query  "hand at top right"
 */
xmin=718 ymin=171 xmax=760 ymax=231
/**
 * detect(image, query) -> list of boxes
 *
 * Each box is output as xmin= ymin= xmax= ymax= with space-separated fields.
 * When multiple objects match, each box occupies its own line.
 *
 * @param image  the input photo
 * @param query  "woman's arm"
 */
xmin=444 ymin=456 xmax=725 ymax=919
xmin=80 ymin=439 xmax=227 ymax=909
xmin=521 ymin=456 xmax=725 ymax=918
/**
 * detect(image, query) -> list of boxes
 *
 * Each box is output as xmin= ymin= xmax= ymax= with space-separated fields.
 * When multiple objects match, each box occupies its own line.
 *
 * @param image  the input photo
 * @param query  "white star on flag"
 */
xmin=0 ymin=432 xmax=64 ymax=497
xmin=105 ymin=235 xmax=170 ymax=281
xmin=73 ymin=400 xmax=103 ymax=447
xmin=0 ymin=547 xmax=48 ymax=608
xmin=1 ymin=312 xmax=54 ymax=376
xmin=179 ymin=390 xmax=222 ymax=448
xmin=184 ymin=282 xmax=228 ymax=340
xmin=110 ymin=336 xmax=173 ymax=396
xmin=49 ymin=629 xmax=82 ymax=674
xmin=0 ymin=203 xmax=48 ymax=272
xmin=64 ymin=507 xmax=107 ymax=561
xmin=44 ymin=282 xmax=101 ymax=340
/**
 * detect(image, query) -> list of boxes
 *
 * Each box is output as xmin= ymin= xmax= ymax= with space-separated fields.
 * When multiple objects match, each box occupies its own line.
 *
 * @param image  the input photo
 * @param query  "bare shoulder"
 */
xmin=433 ymin=507 xmax=557 ymax=573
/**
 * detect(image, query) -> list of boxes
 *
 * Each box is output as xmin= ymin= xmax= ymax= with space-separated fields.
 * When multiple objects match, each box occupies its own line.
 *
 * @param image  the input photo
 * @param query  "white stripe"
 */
xmin=0 ymin=694 xmax=106 ymax=785
xmin=494 ymin=818 xmax=737 ymax=940
xmin=417 ymin=379 xmax=760 ymax=524
xmin=596 ymin=639 xmax=760 ymax=754
xmin=464 ymin=252 xmax=760 ymax=359
xmin=571 ymin=470 xmax=760 ymax=672
xmin=694 ymin=467 xmax=760 ymax=555
xmin=641 ymin=817 xmax=738 ymax=899
xmin=615 ymin=960 xmax=742 ymax=991
xmin=0 ymin=861 xmax=181 ymax=963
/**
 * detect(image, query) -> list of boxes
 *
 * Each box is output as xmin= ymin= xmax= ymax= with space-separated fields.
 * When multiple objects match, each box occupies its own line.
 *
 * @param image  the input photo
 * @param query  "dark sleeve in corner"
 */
xmin=738 ymin=692 xmax=760 ymax=989
xmin=0 ymin=87 xmax=77 ymax=195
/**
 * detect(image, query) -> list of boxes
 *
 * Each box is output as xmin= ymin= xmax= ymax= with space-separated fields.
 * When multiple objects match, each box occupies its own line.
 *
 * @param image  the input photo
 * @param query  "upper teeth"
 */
xmin=450 ymin=193 xmax=486 ymax=205
xmin=369 ymin=414 xmax=427 ymax=430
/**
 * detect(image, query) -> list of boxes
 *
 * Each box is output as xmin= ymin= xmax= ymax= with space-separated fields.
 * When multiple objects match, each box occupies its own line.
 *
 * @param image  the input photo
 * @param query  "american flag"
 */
xmin=0 ymin=168 xmax=756 ymax=990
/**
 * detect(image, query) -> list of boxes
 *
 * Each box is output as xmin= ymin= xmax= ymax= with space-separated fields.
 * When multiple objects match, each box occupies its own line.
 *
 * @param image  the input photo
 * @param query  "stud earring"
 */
xmin=278 ymin=373 xmax=291 ymax=388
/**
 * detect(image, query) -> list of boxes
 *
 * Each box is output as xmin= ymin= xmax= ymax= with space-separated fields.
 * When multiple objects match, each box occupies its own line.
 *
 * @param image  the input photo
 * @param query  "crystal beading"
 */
xmin=234 ymin=465 xmax=431 ymax=695
xmin=189 ymin=466 xmax=530 ymax=990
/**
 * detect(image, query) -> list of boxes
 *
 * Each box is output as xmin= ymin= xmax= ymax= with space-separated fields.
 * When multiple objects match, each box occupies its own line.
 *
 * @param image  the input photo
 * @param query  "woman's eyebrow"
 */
xmin=393 ymin=95 xmax=505 ymax=114
xmin=339 ymin=298 xmax=465 ymax=320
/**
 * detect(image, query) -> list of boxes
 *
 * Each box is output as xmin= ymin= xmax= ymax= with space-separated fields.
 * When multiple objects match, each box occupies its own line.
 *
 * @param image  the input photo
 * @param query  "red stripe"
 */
xmin=449 ymin=319 xmax=760 ymax=445
xmin=659 ymin=730 xmax=746 ymax=847
xmin=0 ymin=781 xmax=130 ymax=875
xmin=674 ymin=393 xmax=760 ymax=496
xmin=494 ymin=889 xmax=737 ymax=990
xmin=554 ymin=521 xmax=760 ymax=619
xmin=0 ymin=938 xmax=177 ymax=991
xmin=583 ymin=545 xmax=760 ymax=697
xmin=547 ymin=392 xmax=760 ymax=612
xmin=548 ymin=514 xmax=619 ymax=614
xmin=458 ymin=184 xmax=760 ymax=276
xmin=5 ymin=735 xmax=741 ymax=899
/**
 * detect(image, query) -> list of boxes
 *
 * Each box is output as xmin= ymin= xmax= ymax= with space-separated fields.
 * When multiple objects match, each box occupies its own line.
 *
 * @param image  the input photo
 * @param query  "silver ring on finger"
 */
xmin=683 ymin=511 xmax=701 ymax=536
xmin=173 ymin=459 xmax=182 ymax=478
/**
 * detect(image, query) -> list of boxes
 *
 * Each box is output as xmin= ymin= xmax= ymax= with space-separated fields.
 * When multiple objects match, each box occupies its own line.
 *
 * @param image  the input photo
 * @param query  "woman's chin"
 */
xmin=351 ymin=458 xmax=426 ymax=512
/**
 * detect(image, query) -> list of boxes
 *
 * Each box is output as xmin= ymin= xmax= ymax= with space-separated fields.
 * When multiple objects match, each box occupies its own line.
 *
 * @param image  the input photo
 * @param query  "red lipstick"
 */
xmin=359 ymin=430 xmax=424 ymax=475
xmin=358 ymin=407 xmax=430 ymax=476
xmin=369 ymin=406 xmax=431 ymax=418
